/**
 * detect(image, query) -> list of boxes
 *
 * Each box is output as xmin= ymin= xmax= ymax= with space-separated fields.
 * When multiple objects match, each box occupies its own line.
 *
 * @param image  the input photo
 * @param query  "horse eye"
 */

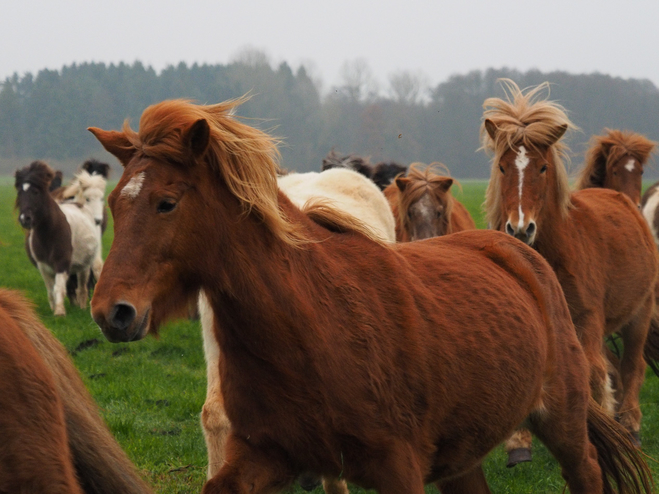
xmin=641 ymin=170 xmax=644 ymax=176
xmin=540 ymin=165 xmax=548 ymax=173
xmin=436 ymin=211 xmax=442 ymax=219
xmin=157 ymin=200 xmax=177 ymax=213
xmin=499 ymin=165 xmax=504 ymax=174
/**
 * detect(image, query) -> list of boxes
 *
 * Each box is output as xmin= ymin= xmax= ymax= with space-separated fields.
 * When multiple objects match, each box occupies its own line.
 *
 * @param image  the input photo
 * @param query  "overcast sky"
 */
xmin=3 ymin=0 xmax=658 ymax=95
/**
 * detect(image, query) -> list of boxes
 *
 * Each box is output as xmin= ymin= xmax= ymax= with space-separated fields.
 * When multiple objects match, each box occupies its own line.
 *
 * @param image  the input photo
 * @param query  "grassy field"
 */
xmin=2 ymin=179 xmax=659 ymax=494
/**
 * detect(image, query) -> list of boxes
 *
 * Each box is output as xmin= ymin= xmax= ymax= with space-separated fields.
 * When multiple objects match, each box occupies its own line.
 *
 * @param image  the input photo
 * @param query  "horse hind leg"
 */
xmin=617 ymin=295 xmax=653 ymax=444
xmin=504 ymin=429 xmax=533 ymax=468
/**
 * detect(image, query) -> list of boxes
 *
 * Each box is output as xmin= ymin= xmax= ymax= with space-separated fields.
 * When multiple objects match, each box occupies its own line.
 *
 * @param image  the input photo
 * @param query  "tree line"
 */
xmin=1 ymin=58 xmax=658 ymax=178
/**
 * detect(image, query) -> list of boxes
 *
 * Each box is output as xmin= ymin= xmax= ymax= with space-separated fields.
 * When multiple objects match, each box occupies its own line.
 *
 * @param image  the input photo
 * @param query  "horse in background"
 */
xmin=322 ymin=149 xmax=407 ymax=190
xmin=90 ymin=98 xmax=652 ymax=494
xmin=575 ymin=129 xmax=656 ymax=207
xmin=15 ymin=161 xmax=99 ymax=316
xmin=482 ymin=79 xmax=658 ymax=466
xmin=383 ymin=163 xmax=475 ymax=241
xmin=0 ymin=288 xmax=152 ymax=493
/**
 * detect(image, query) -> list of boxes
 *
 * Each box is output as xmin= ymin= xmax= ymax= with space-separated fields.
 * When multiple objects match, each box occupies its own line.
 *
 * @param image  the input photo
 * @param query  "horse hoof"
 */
xmin=54 ymin=308 xmax=66 ymax=317
xmin=298 ymin=473 xmax=322 ymax=491
xmin=507 ymin=448 xmax=532 ymax=468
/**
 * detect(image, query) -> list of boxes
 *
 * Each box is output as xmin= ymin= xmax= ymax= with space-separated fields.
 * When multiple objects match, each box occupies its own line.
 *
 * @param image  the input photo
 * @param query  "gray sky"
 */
xmin=3 ymin=0 xmax=658 ymax=94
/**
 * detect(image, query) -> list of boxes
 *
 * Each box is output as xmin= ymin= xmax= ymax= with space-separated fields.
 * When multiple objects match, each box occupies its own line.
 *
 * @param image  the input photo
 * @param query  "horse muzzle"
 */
xmin=505 ymin=220 xmax=537 ymax=246
xmin=19 ymin=213 xmax=32 ymax=229
xmin=92 ymin=301 xmax=150 ymax=343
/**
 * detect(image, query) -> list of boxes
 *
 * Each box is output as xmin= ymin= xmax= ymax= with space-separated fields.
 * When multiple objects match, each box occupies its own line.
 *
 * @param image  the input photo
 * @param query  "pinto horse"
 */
xmin=383 ymin=163 xmax=475 ymax=241
xmin=90 ymin=98 xmax=652 ymax=494
xmin=482 ymin=80 xmax=658 ymax=465
xmin=0 ymin=288 xmax=152 ymax=494
xmin=15 ymin=161 xmax=100 ymax=316
xmin=575 ymin=129 xmax=656 ymax=208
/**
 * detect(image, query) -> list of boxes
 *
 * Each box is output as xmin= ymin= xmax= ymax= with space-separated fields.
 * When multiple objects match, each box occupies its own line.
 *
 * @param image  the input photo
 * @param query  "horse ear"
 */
xmin=548 ymin=124 xmax=569 ymax=145
xmin=184 ymin=119 xmax=211 ymax=159
xmin=436 ymin=177 xmax=454 ymax=193
xmin=395 ymin=177 xmax=410 ymax=192
xmin=484 ymin=119 xmax=498 ymax=140
xmin=88 ymin=128 xmax=135 ymax=167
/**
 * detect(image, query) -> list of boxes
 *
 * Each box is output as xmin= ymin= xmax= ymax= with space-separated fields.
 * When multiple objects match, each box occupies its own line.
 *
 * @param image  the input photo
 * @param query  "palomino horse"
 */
xmin=482 ymin=80 xmax=658 ymax=466
xmin=15 ymin=161 xmax=99 ymax=316
xmin=90 ymin=98 xmax=652 ymax=494
xmin=202 ymin=167 xmax=394 ymax=494
xmin=0 ymin=288 xmax=152 ymax=494
xmin=383 ymin=163 xmax=475 ymax=241
xmin=575 ymin=129 xmax=656 ymax=208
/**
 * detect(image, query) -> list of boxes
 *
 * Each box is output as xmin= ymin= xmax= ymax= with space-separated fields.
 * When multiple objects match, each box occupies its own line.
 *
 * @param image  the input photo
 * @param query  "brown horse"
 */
xmin=322 ymin=149 xmax=407 ymax=190
xmin=482 ymin=80 xmax=658 ymax=464
xmin=383 ymin=163 xmax=475 ymax=241
xmin=575 ymin=129 xmax=657 ymax=207
xmin=0 ymin=288 xmax=152 ymax=494
xmin=90 ymin=98 xmax=652 ymax=494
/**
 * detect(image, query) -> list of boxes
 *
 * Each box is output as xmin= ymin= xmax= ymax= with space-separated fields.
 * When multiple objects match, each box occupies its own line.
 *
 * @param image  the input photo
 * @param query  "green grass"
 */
xmin=2 ymin=180 xmax=659 ymax=493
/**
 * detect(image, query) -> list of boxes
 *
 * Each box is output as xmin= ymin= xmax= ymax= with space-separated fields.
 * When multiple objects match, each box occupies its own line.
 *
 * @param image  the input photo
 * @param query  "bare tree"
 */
xmin=231 ymin=46 xmax=271 ymax=67
xmin=389 ymin=70 xmax=429 ymax=104
xmin=338 ymin=58 xmax=379 ymax=101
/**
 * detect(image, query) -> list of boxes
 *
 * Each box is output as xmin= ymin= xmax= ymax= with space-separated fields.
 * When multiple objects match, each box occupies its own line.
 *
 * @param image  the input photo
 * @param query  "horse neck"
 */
xmin=32 ymin=192 xmax=67 ymax=235
xmin=200 ymin=192 xmax=335 ymax=360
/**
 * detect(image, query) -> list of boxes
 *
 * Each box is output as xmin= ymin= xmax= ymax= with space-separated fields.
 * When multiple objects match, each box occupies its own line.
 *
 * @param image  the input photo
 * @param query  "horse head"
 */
xmin=394 ymin=163 xmax=455 ymax=241
xmin=14 ymin=161 xmax=56 ymax=229
xmin=482 ymin=80 xmax=574 ymax=246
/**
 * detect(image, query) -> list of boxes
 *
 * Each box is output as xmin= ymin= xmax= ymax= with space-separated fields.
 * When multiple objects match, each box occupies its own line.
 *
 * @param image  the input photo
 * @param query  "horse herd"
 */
xmin=3 ymin=79 xmax=659 ymax=493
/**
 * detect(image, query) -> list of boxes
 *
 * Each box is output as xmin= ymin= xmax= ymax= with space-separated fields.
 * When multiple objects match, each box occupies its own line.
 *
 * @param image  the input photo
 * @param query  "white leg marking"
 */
xmin=53 ymin=272 xmax=67 ymax=316
xmin=121 ymin=172 xmax=146 ymax=199
xmin=515 ymin=146 xmax=530 ymax=229
xmin=624 ymin=159 xmax=636 ymax=173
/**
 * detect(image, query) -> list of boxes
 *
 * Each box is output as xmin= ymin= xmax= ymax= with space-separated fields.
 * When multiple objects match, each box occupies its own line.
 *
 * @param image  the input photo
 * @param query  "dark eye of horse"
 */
xmin=436 ymin=211 xmax=442 ymax=219
xmin=157 ymin=200 xmax=177 ymax=213
xmin=499 ymin=165 xmax=504 ymax=174
xmin=540 ymin=165 xmax=548 ymax=173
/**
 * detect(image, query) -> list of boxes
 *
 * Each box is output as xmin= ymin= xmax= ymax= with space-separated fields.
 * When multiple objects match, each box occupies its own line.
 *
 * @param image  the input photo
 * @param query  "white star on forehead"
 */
xmin=121 ymin=172 xmax=146 ymax=199
xmin=22 ymin=183 xmax=30 ymax=191
xmin=624 ymin=159 xmax=636 ymax=173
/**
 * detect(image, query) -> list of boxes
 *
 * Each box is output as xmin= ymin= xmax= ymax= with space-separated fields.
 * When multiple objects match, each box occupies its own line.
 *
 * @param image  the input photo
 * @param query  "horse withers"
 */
xmin=89 ymin=98 xmax=652 ymax=494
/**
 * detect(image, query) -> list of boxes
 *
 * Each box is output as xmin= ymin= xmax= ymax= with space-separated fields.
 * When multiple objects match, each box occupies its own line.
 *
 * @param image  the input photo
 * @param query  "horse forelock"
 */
xmin=121 ymin=98 xmax=308 ymax=246
xmin=577 ymin=130 xmax=657 ymax=190
xmin=481 ymin=80 xmax=574 ymax=230
xmin=16 ymin=161 xmax=55 ymax=191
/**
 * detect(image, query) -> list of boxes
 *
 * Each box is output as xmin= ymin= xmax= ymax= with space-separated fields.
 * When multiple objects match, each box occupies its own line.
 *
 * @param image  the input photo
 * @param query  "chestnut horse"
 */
xmin=0 ymin=288 xmax=152 ymax=494
xmin=90 ymin=98 xmax=652 ymax=494
xmin=575 ymin=129 xmax=656 ymax=207
xmin=383 ymin=163 xmax=475 ymax=241
xmin=482 ymin=80 xmax=658 ymax=465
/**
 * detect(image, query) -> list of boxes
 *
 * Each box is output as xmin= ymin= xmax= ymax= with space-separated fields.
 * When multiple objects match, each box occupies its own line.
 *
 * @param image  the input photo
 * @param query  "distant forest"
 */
xmin=1 ymin=56 xmax=658 ymax=178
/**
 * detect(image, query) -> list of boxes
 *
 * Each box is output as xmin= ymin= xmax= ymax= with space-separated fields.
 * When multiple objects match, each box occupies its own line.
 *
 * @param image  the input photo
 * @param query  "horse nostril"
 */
xmin=505 ymin=221 xmax=515 ymax=236
xmin=109 ymin=303 xmax=136 ymax=330
xmin=95 ymin=219 xmax=102 ymax=226
xmin=526 ymin=222 xmax=536 ymax=238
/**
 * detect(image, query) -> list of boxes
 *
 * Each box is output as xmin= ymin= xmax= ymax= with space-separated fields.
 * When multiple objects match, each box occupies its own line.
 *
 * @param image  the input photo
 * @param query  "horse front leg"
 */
xmin=437 ymin=463 xmax=492 ymax=494
xmin=75 ymin=269 xmax=90 ymax=308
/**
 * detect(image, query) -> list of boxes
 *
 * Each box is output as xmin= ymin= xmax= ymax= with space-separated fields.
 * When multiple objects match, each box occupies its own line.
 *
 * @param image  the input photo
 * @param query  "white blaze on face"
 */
xmin=120 ymin=172 xmax=146 ymax=199
xmin=515 ymin=146 xmax=530 ymax=229
xmin=624 ymin=159 xmax=636 ymax=173
xmin=22 ymin=183 xmax=30 ymax=191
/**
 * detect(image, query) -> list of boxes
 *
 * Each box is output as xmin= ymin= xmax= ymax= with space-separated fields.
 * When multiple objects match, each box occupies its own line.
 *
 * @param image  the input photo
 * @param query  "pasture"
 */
xmin=2 ymin=177 xmax=659 ymax=493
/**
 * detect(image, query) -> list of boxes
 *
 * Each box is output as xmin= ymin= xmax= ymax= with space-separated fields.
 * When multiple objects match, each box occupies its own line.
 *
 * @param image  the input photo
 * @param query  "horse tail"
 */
xmin=0 ymin=289 xmax=153 ymax=494
xmin=587 ymin=397 xmax=653 ymax=494
xmin=643 ymin=293 xmax=659 ymax=377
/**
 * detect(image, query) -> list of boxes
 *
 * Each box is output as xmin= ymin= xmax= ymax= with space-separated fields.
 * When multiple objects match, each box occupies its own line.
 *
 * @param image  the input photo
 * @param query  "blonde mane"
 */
xmin=398 ymin=163 xmax=458 ymax=234
xmin=481 ymin=80 xmax=576 ymax=230
xmin=576 ymin=129 xmax=657 ymax=190
xmin=121 ymin=98 xmax=308 ymax=246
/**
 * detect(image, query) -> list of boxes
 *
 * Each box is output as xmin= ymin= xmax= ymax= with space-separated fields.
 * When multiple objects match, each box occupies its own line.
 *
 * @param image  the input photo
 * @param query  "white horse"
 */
xmin=199 ymin=168 xmax=396 ymax=493
xmin=60 ymin=170 xmax=107 ymax=281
